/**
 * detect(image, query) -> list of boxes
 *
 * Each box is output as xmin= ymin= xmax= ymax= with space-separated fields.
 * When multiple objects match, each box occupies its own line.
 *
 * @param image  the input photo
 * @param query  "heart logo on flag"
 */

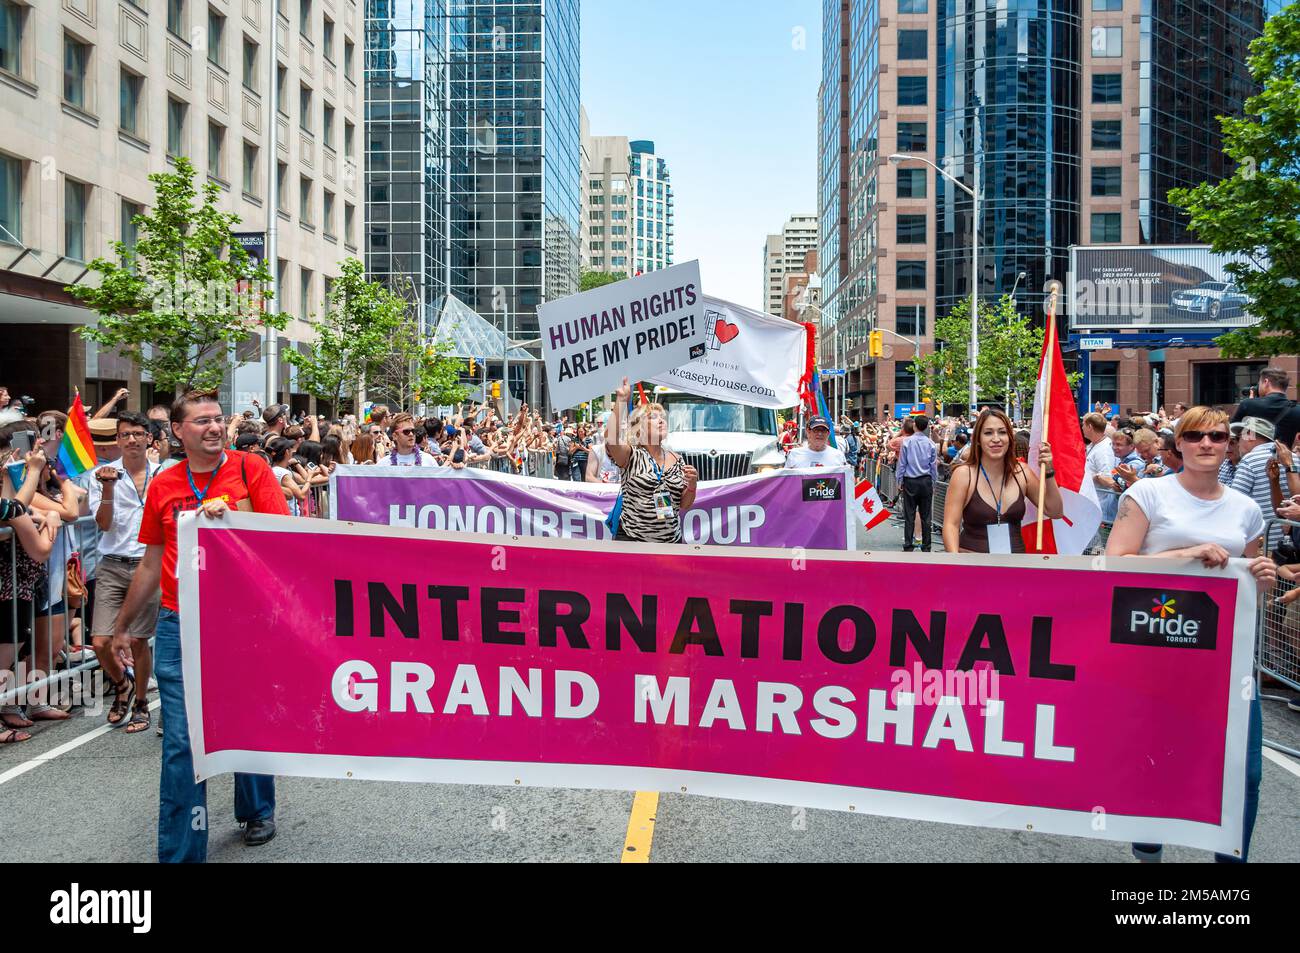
xmin=714 ymin=319 xmax=739 ymax=344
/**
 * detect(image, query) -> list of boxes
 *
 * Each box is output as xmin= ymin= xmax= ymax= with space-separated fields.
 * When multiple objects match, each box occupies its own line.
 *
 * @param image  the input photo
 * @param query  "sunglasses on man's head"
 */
xmin=1180 ymin=429 xmax=1230 ymax=444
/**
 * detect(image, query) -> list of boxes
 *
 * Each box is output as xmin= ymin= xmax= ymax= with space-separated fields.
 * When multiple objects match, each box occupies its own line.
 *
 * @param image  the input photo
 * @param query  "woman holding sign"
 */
xmin=605 ymin=377 xmax=697 ymax=543
xmin=1105 ymin=406 xmax=1273 ymax=864
xmin=942 ymin=408 xmax=1060 ymax=554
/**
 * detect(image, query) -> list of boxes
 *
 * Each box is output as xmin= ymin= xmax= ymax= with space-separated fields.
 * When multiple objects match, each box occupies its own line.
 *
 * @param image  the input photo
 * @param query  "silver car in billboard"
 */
xmin=1168 ymin=281 xmax=1250 ymax=320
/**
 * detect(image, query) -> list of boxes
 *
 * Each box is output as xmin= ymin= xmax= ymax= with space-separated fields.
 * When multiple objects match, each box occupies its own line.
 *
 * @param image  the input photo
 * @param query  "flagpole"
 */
xmin=1034 ymin=289 xmax=1060 ymax=549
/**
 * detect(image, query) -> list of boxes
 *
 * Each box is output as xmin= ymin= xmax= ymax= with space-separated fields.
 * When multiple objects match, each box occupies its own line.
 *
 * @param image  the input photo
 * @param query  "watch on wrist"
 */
xmin=1044 ymin=470 xmax=1056 ymax=480
xmin=1288 ymin=464 xmax=1300 ymax=474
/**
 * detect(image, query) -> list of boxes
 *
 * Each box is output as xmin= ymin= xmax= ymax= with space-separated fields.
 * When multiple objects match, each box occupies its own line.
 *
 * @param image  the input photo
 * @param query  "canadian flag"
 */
xmin=854 ymin=478 xmax=892 ymax=532
xmin=1022 ymin=316 xmax=1101 ymax=554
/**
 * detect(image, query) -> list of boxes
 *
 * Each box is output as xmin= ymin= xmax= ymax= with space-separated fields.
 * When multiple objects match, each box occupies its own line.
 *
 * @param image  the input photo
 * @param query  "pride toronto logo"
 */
xmin=801 ymin=478 xmax=842 ymax=502
xmin=1109 ymin=587 xmax=1218 ymax=650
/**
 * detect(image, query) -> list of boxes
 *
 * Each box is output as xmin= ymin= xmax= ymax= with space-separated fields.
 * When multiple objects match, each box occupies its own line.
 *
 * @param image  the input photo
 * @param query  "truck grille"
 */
xmin=680 ymin=452 xmax=752 ymax=481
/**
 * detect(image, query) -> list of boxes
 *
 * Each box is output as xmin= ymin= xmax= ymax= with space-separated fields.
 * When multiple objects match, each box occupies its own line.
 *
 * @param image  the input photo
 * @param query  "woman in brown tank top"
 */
xmin=942 ymin=408 xmax=1063 ymax=554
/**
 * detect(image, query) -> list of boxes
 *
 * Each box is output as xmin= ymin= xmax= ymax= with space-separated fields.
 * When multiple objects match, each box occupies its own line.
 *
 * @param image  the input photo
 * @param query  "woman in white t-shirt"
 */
xmin=1105 ymin=406 xmax=1272 ymax=865
xmin=268 ymin=437 xmax=308 ymax=516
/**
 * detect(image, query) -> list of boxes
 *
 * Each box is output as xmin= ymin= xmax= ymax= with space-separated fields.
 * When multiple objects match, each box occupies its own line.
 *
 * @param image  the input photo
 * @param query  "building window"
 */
xmin=207 ymin=8 xmax=224 ymax=66
xmin=899 ymin=0 xmax=927 ymax=10
xmin=1091 ymin=119 xmax=1122 ymax=149
xmin=1194 ymin=361 xmax=1266 ymax=407
xmin=242 ymin=37 xmax=258 ymax=91
xmin=120 ymin=69 xmax=143 ymax=135
xmin=243 ymin=142 xmax=259 ymax=196
xmin=1092 ymin=73 xmax=1121 ymax=104
xmin=1090 ymin=212 xmax=1122 ymax=243
xmin=1092 ymin=0 xmax=1123 ymax=9
xmin=299 ymin=267 xmax=312 ymax=321
xmin=0 ymin=152 xmax=22 ymax=243
xmin=299 ymin=85 xmax=312 ymax=132
xmin=344 ymin=121 xmax=354 ymax=159
xmin=167 ymin=0 xmax=185 ymax=38
xmin=898 ymin=75 xmax=927 ymax=106
xmin=897 ymin=305 xmax=926 ymax=336
xmin=344 ymin=39 xmax=354 ymax=81
xmin=0 ymin=1 xmax=26 ymax=77
xmin=64 ymin=178 xmax=88 ymax=261
xmin=1091 ymin=165 xmax=1122 ymax=197
xmin=120 ymin=199 xmax=142 ymax=256
xmin=344 ymin=202 xmax=354 ymax=245
xmin=1091 ymin=26 xmax=1122 ymax=57
xmin=898 ymin=29 xmax=927 ymax=60
xmin=1091 ymin=361 xmax=1119 ymax=406
xmin=895 ymin=360 xmax=917 ymax=403
xmin=167 ymin=98 xmax=187 ymax=156
xmin=299 ymin=177 xmax=312 ymax=223
xmin=322 ymin=16 xmax=334 ymax=61
xmin=277 ymin=162 xmax=288 ymax=213
xmin=323 ymin=190 xmax=335 ymax=237
xmin=897 ymin=260 xmax=926 ymax=290
xmin=64 ymin=34 xmax=90 ymax=110
xmin=897 ymin=167 xmax=927 ymax=198
xmin=323 ymin=105 xmax=334 ymax=148
xmin=589 ymin=178 xmax=603 ymax=190
xmin=897 ymin=122 xmax=927 ymax=152
xmin=208 ymin=122 xmax=225 ymax=180
xmin=897 ymin=214 xmax=926 ymax=244
xmin=299 ymin=0 xmax=311 ymax=38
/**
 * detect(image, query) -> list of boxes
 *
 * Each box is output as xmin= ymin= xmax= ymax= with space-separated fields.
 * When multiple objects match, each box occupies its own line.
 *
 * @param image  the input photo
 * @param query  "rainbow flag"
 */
xmin=811 ymin=368 xmax=838 ymax=448
xmin=362 ymin=403 xmax=374 ymax=424
xmin=58 ymin=392 xmax=95 ymax=477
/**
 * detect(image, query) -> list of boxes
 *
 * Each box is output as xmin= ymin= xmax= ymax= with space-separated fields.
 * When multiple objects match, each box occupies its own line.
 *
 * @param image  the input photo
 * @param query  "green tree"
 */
xmin=68 ymin=156 xmax=279 ymax=395
xmin=285 ymin=257 xmax=402 ymax=412
xmin=580 ymin=270 xmax=628 ymax=292
xmin=910 ymin=296 xmax=1076 ymax=413
xmin=363 ymin=283 xmax=469 ymax=412
xmin=1168 ymin=3 xmax=1300 ymax=357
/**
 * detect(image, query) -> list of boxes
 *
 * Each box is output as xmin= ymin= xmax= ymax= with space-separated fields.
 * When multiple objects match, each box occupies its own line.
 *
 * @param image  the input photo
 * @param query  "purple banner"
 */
xmin=329 ymin=465 xmax=853 ymax=550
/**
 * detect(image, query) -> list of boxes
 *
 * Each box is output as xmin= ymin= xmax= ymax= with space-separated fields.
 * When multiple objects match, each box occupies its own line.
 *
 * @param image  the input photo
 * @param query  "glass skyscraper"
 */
xmin=817 ymin=0 xmax=1273 ymax=419
xmin=363 ymin=0 xmax=453 ymax=331
xmin=448 ymin=0 xmax=581 ymax=403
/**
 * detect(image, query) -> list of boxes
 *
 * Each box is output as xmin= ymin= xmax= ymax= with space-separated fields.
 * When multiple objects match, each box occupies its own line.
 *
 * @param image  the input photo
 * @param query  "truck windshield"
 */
xmin=660 ymin=398 xmax=775 ymax=435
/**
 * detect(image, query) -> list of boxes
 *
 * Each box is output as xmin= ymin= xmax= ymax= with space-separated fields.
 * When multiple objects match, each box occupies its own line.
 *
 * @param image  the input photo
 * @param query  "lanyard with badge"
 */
xmin=649 ymin=453 xmax=675 ymax=520
xmin=980 ymin=464 xmax=1013 ymax=554
xmin=186 ymin=453 xmax=225 ymax=506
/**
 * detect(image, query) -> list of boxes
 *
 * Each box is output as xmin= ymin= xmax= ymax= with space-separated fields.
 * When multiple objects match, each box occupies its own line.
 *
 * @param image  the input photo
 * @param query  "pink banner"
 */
xmin=178 ymin=514 xmax=1256 ymax=853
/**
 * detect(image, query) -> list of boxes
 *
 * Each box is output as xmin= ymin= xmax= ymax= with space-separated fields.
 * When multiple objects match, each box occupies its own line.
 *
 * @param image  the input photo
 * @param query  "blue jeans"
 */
xmin=153 ymin=607 xmax=275 ymax=863
xmin=1132 ymin=696 xmax=1262 ymax=863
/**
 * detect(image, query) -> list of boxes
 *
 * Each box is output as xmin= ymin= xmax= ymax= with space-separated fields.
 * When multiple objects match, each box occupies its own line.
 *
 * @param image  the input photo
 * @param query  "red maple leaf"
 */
xmin=863 ymin=500 xmax=874 ymax=514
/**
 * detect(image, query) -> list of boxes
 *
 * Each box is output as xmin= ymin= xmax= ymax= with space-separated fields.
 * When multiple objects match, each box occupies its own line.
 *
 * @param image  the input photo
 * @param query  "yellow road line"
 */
xmin=621 ymin=790 xmax=658 ymax=863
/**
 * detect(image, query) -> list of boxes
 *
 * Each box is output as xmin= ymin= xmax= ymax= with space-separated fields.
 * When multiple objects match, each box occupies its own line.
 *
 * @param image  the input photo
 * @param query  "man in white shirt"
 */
xmin=785 ymin=416 xmax=848 ymax=469
xmin=377 ymin=413 xmax=440 ymax=466
xmin=85 ymin=412 xmax=162 ymax=732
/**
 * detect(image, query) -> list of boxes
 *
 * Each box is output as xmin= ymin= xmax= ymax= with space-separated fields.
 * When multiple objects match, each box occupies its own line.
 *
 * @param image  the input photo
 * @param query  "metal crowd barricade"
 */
xmin=527 ymin=449 xmax=555 ymax=479
xmin=1257 ymin=519 xmax=1300 ymax=758
xmin=2 ymin=514 xmax=101 ymax=711
xmin=306 ymin=483 xmax=329 ymax=519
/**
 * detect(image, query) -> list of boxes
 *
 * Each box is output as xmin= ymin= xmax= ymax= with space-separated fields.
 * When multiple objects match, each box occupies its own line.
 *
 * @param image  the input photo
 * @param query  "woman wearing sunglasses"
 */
xmin=1106 ymin=405 xmax=1274 ymax=864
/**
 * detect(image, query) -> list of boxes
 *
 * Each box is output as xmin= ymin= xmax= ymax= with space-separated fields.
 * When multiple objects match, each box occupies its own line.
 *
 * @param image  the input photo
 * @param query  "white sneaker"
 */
xmin=147 ymin=677 xmax=158 ymax=692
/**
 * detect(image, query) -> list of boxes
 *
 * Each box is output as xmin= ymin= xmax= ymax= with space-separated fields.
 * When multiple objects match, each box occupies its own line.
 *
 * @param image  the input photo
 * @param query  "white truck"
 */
xmin=654 ymin=388 xmax=786 ymax=480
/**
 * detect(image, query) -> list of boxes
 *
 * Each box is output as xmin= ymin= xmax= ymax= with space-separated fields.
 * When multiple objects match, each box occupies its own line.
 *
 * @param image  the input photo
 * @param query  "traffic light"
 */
xmin=468 ymin=357 xmax=476 ymax=376
xmin=490 ymin=381 xmax=501 ymax=399
xmin=868 ymin=330 xmax=883 ymax=358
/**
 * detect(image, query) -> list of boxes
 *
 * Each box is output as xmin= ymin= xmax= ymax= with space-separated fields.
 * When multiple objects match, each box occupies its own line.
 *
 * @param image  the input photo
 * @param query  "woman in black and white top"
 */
xmin=605 ymin=377 xmax=698 ymax=543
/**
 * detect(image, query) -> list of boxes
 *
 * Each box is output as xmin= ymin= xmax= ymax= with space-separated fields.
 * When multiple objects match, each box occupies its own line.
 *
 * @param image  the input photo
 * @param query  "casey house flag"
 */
xmin=1022 ymin=314 xmax=1101 ymax=554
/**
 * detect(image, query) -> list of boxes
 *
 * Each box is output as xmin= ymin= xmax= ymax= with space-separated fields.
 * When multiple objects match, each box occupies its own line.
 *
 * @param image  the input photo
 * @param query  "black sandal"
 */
xmin=124 ymin=701 xmax=151 ymax=734
xmin=107 ymin=675 xmax=134 ymax=727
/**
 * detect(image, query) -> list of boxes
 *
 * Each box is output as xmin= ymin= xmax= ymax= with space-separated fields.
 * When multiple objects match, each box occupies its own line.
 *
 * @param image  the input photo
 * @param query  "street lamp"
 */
xmin=888 ymin=152 xmax=980 ymax=411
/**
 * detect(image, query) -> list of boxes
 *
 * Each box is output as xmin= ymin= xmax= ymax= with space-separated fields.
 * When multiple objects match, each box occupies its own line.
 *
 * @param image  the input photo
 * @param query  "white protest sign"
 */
xmin=650 ymin=295 xmax=807 ymax=408
xmin=538 ymin=260 xmax=705 ymax=410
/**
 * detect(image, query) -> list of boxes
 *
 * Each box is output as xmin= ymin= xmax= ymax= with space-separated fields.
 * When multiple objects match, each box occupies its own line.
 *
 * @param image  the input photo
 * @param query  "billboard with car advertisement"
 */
xmin=1068 ymin=246 xmax=1262 ymax=331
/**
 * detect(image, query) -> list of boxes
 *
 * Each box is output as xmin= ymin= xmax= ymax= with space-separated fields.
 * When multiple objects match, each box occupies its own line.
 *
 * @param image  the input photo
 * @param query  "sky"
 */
xmin=580 ymin=0 xmax=823 ymax=311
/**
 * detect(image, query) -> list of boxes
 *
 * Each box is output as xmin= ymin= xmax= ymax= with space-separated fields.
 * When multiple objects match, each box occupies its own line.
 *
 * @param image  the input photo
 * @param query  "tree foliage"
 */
xmin=910 ymin=296 xmax=1076 ymax=413
xmin=1168 ymin=3 xmax=1300 ymax=357
xmin=580 ymin=270 xmax=628 ymax=292
xmin=69 ymin=157 xmax=279 ymax=395
xmin=354 ymin=279 xmax=468 ymax=412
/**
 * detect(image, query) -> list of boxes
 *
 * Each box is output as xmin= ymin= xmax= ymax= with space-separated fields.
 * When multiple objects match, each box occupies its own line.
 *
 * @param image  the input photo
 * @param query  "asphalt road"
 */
xmin=3 ymin=509 xmax=1298 ymax=863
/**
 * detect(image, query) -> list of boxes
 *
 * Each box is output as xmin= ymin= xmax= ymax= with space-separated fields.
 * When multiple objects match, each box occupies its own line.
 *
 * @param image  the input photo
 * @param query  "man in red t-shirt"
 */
xmin=113 ymin=389 xmax=289 ymax=863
